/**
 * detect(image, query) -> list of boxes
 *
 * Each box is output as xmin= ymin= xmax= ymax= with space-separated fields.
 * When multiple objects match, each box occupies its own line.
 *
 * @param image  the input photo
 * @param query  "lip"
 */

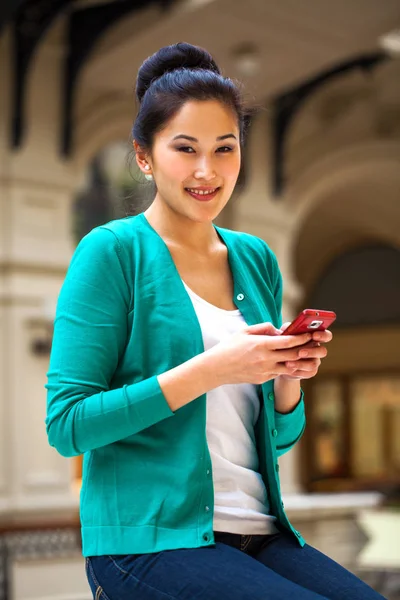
xmin=186 ymin=186 xmax=219 ymax=190
xmin=185 ymin=187 xmax=220 ymax=202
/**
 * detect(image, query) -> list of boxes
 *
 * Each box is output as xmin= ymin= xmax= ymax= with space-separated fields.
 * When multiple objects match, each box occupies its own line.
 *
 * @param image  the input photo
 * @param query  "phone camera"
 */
xmin=309 ymin=320 xmax=323 ymax=329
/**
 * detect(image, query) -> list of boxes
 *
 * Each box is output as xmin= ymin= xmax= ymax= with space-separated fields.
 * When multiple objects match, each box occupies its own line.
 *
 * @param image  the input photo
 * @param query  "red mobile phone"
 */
xmin=283 ymin=309 xmax=336 ymax=335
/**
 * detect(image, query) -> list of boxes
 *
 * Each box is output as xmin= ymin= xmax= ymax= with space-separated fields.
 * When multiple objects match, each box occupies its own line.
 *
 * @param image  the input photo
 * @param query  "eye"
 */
xmin=216 ymin=146 xmax=234 ymax=153
xmin=176 ymin=146 xmax=195 ymax=153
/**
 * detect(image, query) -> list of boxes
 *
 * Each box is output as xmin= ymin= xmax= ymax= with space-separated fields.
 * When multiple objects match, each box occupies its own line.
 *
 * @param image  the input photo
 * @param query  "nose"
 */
xmin=193 ymin=156 xmax=216 ymax=181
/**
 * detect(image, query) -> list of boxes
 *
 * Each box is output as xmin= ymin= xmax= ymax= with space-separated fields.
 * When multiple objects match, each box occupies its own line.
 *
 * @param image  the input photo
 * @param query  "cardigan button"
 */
xmin=236 ymin=293 xmax=244 ymax=301
xmin=272 ymin=429 xmax=278 ymax=437
xmin=275 ymin=464 xmax=280 ymax=472
xmin=268 ymin=392 xmax=274 ymax=402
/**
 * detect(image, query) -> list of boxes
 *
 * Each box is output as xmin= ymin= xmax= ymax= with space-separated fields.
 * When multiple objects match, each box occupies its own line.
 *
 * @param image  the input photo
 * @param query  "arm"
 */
xmin=269 ymin=252 xmax=306 ymax=456
xmin=45 ymin=227 xmax=222 ymax=458
xmin=273 ymin=377 xmax=306 ymax=457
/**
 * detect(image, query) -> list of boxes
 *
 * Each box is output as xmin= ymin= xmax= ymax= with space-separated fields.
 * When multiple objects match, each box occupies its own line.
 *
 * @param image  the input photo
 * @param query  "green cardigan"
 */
xmin=45 ymin=212 xmax=306 ymax=556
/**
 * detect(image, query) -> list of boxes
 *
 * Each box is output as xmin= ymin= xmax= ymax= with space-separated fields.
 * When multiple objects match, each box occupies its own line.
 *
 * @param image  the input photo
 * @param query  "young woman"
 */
xmin=45 ymin=43 xmax=385 ymax=600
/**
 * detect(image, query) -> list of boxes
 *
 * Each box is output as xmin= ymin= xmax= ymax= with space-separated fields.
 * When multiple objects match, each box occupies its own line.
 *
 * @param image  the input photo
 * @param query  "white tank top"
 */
xmin=182 ymin=280 xmax=278 ymax=535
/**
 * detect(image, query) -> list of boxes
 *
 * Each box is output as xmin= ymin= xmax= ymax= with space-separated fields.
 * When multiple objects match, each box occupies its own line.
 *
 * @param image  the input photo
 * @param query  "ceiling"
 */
xmin=81 ymin=0 xmax=400 ymax=100
xmin=2 ymin=0 xmax=399 ymax=162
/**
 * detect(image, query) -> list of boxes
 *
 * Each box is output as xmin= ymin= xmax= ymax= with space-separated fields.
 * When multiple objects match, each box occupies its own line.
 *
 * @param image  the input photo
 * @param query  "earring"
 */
xmin=144 ymin=165 xmax=150 ymax=170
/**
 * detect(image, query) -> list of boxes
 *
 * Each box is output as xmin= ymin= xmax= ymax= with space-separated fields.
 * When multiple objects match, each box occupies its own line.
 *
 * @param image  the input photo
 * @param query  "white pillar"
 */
xmin=0 ymin=28 xmax=11 ymax=513
xmin=0 ymin=24 xmax=79 ymax=515
xmin=234 ymin=110 xmax=305 ymax=493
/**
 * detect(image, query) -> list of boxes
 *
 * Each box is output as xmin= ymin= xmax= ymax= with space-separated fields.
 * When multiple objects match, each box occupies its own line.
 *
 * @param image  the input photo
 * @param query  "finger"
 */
xmin=269 ymin=332 xmax=313 ymax=349
xmin=312 ymin=329 xmax=333 ymax=343
xmin=285 ymin=358 xmax=321 ymax=372
xmin=273 ymin=347 xmax=311 ymax=362
xmin=277 ymin=339 xmax=319 ymax=353
xmin=273 ymin=343 xmax=326 ymax=362
xmin=288 ymin=369 xmax=316 ymax=380
xmin=266 ymin=363 xmax=305 ymax=376
xmin=296 ymin=346 xmax=328 ymax=360
xmin=286 ymin=365 xmax=319 ymax=377
xmin=300 ymin=340 xmax=322 ymax=349
xmin=280 ymin=322 xmax=291 ymax=333
xmin=247 ymin=322 xmax=282 ymax=336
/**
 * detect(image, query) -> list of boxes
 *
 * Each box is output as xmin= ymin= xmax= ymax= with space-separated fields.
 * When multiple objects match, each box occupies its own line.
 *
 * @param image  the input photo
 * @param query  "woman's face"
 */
xmin=147 ymin=100 xmax=241 ymax=223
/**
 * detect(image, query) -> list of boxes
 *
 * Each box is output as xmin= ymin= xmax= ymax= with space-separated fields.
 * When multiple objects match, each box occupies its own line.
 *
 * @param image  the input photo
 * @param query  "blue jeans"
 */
xmin=86 ymin=530 xmax=386 ymax=599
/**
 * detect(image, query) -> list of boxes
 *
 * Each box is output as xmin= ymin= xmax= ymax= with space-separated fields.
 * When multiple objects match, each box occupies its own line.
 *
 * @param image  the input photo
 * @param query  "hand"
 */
xmin=208 ymin=322 xmax=314 ymax=386
xmin=277 ymin=322 xmax=332 ymax=380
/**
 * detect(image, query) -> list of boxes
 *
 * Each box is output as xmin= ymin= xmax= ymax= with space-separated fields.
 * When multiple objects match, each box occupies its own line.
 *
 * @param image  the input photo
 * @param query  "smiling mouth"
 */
xmin=185 ymin=187 xmax=220 ymax=201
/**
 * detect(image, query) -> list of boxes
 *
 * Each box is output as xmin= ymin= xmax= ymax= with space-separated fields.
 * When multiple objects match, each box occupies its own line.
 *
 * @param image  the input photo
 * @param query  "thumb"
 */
xmin=245 ymin=322 xmax=282 ymax=336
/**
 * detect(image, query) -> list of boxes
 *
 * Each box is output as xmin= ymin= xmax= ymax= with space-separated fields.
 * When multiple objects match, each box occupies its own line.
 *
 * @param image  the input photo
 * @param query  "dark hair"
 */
xmin=132 ymin=42 xmax=249 ymax=152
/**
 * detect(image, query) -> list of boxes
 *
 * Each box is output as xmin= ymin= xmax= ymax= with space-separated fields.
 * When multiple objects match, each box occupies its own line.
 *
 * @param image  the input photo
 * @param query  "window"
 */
xmin=304 ymin=374 xmax=400 ymax=492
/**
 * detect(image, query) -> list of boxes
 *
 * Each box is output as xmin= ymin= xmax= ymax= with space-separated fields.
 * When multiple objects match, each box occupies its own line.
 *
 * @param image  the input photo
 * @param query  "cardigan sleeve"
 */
xmin=270 ymin=249 xmax=306 ymax=457
xmin=275 ymin=393 xmax=306 ymax=457
xmin=45 ymin=227 xmax=174 ymax=458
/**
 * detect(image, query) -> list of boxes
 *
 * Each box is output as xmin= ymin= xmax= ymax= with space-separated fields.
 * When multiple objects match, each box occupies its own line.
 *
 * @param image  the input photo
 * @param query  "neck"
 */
xmin=143 ymin=197 xmax=220 ymax=254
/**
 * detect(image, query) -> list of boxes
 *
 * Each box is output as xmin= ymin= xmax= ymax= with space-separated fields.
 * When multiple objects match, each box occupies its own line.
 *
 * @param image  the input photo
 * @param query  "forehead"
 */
xmin=159 ymin=100 xmax=239 ymax=140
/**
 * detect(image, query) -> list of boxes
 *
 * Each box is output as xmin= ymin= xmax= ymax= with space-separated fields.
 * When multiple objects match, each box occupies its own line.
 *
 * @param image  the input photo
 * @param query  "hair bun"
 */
xmin=136 ymin=42 xmax=221 ymax=103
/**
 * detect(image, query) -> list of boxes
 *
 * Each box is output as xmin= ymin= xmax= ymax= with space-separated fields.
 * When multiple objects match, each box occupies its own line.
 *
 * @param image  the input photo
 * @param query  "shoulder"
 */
xmin=75 ymin=215 xmax=140 ymax=255
xmin=94 ymin=215 xmax=140 ymax=245
xmin=68 ymin=218 xmax=142 ymax=280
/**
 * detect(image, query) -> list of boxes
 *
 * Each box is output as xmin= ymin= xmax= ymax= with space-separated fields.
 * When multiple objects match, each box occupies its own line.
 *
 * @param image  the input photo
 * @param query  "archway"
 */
xmin=300 ymin=244 xmax=400 ymax=493
xmin=290 ymin=144 xmax=400 ymax=493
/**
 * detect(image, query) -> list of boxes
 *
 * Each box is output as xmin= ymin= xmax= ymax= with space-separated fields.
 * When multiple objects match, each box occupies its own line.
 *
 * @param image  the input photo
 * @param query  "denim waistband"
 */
xmin=213 ymin=531 xmax=281 ymax=556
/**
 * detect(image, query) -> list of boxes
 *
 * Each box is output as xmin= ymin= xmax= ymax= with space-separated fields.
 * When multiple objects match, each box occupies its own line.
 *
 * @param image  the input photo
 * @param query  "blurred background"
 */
xmin=1 ymin=0 xmax=400 ymax=598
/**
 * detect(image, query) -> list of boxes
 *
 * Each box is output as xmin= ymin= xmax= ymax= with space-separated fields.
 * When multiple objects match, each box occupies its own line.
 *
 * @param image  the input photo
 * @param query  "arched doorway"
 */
xmin=286 ymin=143 xmax=400 ymax=494
xmin=299 ymin=245 xmax=400 ymax=493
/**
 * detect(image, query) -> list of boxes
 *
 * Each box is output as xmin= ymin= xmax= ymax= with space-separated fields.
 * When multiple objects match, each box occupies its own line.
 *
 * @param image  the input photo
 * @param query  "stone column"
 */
xmin=0 ymin=24 xmax=79 ymax=516
xmin=234 ymin=110 xmax=304 ymax=494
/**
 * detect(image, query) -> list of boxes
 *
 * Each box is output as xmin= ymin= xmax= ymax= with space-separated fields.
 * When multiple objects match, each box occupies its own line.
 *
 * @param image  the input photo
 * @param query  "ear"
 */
xmin=133 ymin=140 xmax=152 ymax=175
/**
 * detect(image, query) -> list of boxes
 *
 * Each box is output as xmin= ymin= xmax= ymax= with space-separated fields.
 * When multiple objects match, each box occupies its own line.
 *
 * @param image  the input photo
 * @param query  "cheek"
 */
xmin=152 ymin=145 xmax=188 ymax=188
xmin=165 ymin=159 xmax=188 ymax=182
xmin=221 ymin=154 xmax=241 ymax=183
xmin=155 ymin=151 xmax=189 ymax=186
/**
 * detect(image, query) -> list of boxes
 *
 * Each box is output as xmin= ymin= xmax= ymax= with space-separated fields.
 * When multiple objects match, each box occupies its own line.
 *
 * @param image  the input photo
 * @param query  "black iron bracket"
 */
xmin=0 ymin=0 xmax=26 ymax=33
xmin=9 ymin=0 xmax=173 ymax=154
xmin=11 ymin=0 xmax=73 ymax=149
xmin=271 ymin=52 xmax=388 ymax=197
xmin=62 ymin=0 xmax=173 ymax=156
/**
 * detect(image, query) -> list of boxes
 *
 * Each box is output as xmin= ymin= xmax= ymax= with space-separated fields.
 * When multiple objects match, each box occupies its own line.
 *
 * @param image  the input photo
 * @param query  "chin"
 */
xmin=193 ymin=201 xmax=228 ymax=222
xmin=191 ymin=210 xmax=221 ymax=223
xmin=173 ymin=198 xmax=227 ymax=224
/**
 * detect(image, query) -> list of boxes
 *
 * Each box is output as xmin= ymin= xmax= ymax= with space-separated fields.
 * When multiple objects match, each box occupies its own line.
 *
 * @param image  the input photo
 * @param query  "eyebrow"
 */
xmin=172 ymin=134 xmax=237 ymax=142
